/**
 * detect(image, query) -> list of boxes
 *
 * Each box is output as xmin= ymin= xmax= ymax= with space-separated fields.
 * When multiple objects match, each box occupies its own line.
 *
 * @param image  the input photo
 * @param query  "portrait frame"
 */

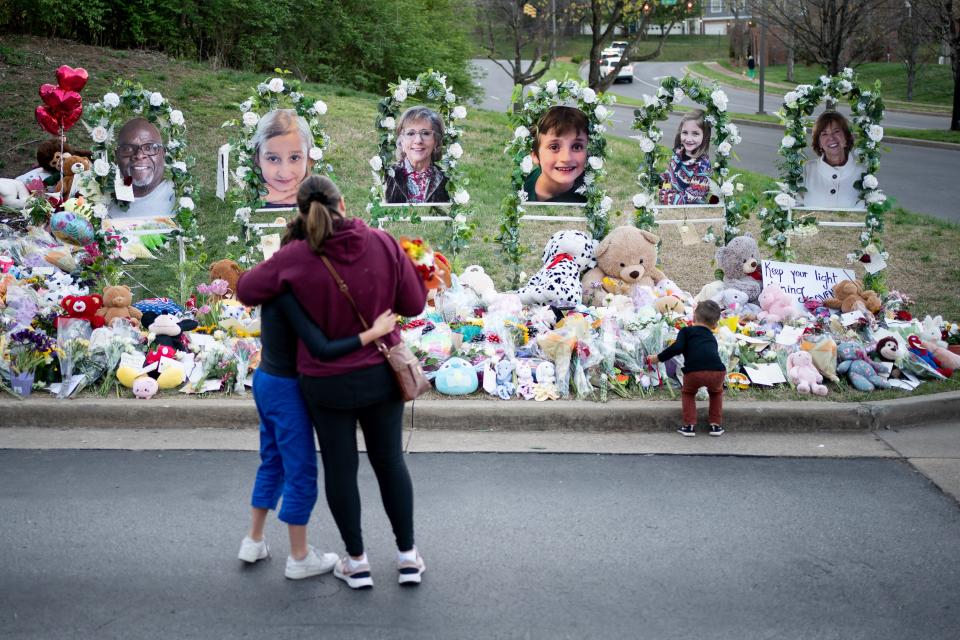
xmin=763 ymin=69 xmax=889 ymax=290
xmin=499 ymin=79 xmax=615 ymax=287
xmin=630 ymin=75 xmax=748 ymax=250
xmin=81 ymin=80 xmax=199 ymax=254
xmin=222 ymin=74 xmax=332 ymax=265
xmin=367 ymin=70 xmax=472 ymax=259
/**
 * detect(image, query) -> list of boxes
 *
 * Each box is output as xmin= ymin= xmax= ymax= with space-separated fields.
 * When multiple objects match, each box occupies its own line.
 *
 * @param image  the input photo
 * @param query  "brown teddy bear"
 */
xmin=36 ymin=139 xmax=93 ymax=188
xmin=54 ymin=154 xmax=92 ymax=196
xmin=96 ymin=285 xmax=144 ymax=328
xmin=208 ymin=259 xmax=244 ymax=300
xmin=580 ymin=226 xmax=665 ymax=306
xmin=823 ymin=279 xmax=882 ymax=314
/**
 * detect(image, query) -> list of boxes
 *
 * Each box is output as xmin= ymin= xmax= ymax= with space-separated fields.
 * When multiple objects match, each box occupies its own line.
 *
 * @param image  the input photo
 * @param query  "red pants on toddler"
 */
xmin=680 ymin=370 xmax=726 ymax=425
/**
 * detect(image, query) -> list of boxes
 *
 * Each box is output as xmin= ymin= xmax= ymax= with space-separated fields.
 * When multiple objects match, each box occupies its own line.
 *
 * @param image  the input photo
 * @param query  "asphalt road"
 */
xmin=470 ymin=59 xmax=960 ymax=224
xmin=3 ymin=449 xmax=960 ymax=639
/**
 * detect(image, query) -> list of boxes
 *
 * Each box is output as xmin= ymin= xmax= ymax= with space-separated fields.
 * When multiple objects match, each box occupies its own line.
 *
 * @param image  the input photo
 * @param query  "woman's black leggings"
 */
xmin=301 ymin=394 xmax=414 ymax=556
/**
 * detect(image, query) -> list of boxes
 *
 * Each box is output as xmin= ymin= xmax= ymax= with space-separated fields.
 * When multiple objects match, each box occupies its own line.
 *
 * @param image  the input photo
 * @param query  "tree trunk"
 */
xmin=952 ymin=63 xmax=960 ymax=131
xmin=786 ymin=34 xmax=795 ymax=82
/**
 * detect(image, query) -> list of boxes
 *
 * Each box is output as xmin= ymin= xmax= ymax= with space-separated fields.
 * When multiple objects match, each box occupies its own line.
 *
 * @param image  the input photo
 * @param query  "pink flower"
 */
xmin=198 ymin=305 xmax=212 ymax=315
xmin=209 ymin=279 xmax=230 ymax=296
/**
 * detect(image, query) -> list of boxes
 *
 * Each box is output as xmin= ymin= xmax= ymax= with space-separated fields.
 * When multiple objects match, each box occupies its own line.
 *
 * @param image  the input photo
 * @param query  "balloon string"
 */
xmin=59 ymin=125 xmax=65 ymax=185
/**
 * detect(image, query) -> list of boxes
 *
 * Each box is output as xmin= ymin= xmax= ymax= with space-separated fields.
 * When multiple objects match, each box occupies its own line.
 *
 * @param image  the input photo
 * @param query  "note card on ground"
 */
xmin=762 ymin=260 xmax=855 ymax=305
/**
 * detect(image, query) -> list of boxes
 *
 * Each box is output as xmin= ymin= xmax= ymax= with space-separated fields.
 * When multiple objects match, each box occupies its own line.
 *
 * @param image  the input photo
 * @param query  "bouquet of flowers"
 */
xmin=56 ymin=318 xmax=91 ymax=398
xmin=399 ymin=236 xmax=450 ymax=290
xmin=5 ymin=328 xmax=57 ymax=376
xmin=91 ymin=320 xmax=141 ymax=395
xmin=231 ymin=337 xmax=259 ymax=394
xmin=194 ymin=279 xmax=231 ymax=331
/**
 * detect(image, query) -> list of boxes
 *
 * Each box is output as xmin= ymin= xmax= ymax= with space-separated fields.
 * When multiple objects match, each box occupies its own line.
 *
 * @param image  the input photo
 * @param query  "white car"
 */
xmin=600 ymin=56 xmax=634 ymax=84
xmin=610 ymin=40 xmax=629 ymax=53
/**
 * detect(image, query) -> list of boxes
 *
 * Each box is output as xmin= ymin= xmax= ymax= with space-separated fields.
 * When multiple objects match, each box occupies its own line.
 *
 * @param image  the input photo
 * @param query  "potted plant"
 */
xmin=4 ymin=328 xmax=56 ymax=397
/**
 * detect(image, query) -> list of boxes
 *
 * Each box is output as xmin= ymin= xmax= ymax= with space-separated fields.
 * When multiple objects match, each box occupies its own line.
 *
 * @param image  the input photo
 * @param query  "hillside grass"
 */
xmin=2 ymin=34 xmax=959 ymax=321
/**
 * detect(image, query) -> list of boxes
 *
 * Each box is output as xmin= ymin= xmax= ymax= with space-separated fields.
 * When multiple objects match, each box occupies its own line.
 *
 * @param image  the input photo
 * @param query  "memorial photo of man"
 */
xmin=107 ymin=118 xmax=176 ymax=219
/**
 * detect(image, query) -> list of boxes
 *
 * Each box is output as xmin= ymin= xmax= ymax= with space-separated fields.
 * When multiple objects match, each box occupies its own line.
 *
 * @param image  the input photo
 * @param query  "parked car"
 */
xmin=599 ymin=56 xmax=634 ymax=83
xmin=610 ymin=40 xmax=629 ymax=53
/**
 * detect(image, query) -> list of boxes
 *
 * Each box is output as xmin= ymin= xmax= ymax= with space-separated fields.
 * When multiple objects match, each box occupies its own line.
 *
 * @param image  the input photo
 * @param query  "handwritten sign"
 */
xmin=762 ymin=259 xmax=855 ymax=304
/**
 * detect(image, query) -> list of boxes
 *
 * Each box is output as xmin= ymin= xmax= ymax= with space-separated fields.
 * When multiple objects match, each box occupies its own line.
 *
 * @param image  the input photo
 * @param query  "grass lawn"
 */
xmin=2 ymin=34 xmax=959 ymax=325
xmin=473 ymin=33 xmax=726 ymax=64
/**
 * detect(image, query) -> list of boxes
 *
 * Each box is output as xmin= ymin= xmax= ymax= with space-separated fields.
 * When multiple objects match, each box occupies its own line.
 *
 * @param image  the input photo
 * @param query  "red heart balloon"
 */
xmin=39 ymin=84 xmax=82 ymax=115
xmin=56 ymin=65 xmax=89 ymax=93
xmin=60 ymin=104 xmax=83 ymax=132
xmin=39 ymin=83 xmax=59 ymax=108
xmin=35 ymin=105 xmax=62 ymax=135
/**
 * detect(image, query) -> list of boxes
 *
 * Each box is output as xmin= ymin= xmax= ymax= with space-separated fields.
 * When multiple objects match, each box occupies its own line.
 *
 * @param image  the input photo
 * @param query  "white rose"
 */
xmin=673 ymin=88 xmax=685 ymax=104
xmin=93 ymin=158 xmax=110 ymax=176
xmin=149 ymin=92 xmax=165 ymax=107
xmin=643 ymin=94 xmax=658 ymax=108
xmin=717 ymin=141 xmax=732 ymax=156
xmin=594 ymin=105 xmax=608 ymax=121
xmin=242 ymin=111 xmax=260 ymax=128
xmin=633 ymin=192 xmax=650 ymax=208
xmin=843 ymin=67 xmax=855 ymax=78
xmin=599 ymin=196 xmax=613 ymax=212
xmin=239 ymin=100 xmax=252 ymax=113
xmin=453 ymin=190 xmax=470 ymax=205
xmin=381 ymin=116 xmax=395 ymax=129
xmin=711 ymin=90 xmax=728 ymax=111
xmin=866 ymin=190 xmax=887 ymax=204
xmin=862 ymin=174 xmax=879 ymax=189
xmin=452 ymin=105 xmax=467 ymax=119
xmin=369 ymin=155 xmax=383 ymax=171
xmin=784 ymin=91 xmax=799 ymax=108
xmin=781 ymin=135 xmax=797 ymax=149
xmin=448 ymin=142 xmax=463 ymax=159
xmin=513 ymin=125 xmax=530 ymax=140
xmin=236 ymin=166 xmax=250 ymax=179
xmin=520 ymin=154 xmax=534 ymax=174
xmin=225 ymin=236 xmax=239 ymax=245
xmin=657 ymin=86 xmax=668 ymax=97
xmin=312 ymin=100 xmax=327 ymax=115
xmin=103 ymin=92 xmax=120 ymax=108
xmin=545 ymin=79 xmax=559 ymax=95
xmin=234 ymin=207 xmax=251 ymax=222
xmin=774 ymin=192 xmax=796 ymax=209
xmin=172 ymin=161 xmax=187 ymax=173
xmin=169 ymin=110 xmax=184 ymax=126
xmin=868 ymin=125 xmax=884 ymax=142
xmin=394 ymin=87 xmax=408 ymax=102
xmin=92 ymin=203 xmax=108 ymax=219
xmin=268 ymin=78 xmax=284 ymax=93
xmin=720 ymin=181 xmax=734 ymax=197
xmin=737 ymin=183 xmax=744 ymax=192
xmin=581 ymin=87 xmax=596 ymax=104
xmin=309 ymin=147 xmax=323 ymax=161
xmin=167 ymin=139 xmax=181 ymax=150
xmin=588 ymin=156 xmax=603 ymax=171
xmin=90 ymin=126 xmax=109 ymax=144
xmin=724 ymin=123 xmax=739 ymax=137
xmin=256 ymin=83 xmax=269 ymax=95
xmin=445 ymin=92 xmax=456 ymax=104
xmin=179 ymin=197 xmax=195 ymax=211
xmin=839 ymin=80 xmax=853 ymax=93
xmin=820 ymin=75 xmax=832 ymax=86
xmin=639 ymin=136 xmax=655 ymax=153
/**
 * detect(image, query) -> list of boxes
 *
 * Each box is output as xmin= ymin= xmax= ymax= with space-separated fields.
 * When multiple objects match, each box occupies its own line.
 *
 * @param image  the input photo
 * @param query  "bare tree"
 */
xmin=728 ymin=0 xmax=748 ymax=68
xmin=896 ymin=0 xmax=936 ymax=101
xmin=916 ymin=0 xmax=960 ymax=129
xmin=582 ymin=0 xmax=700 ymax=93
xmin=476 ymin=0 xmax=560 ymax=87
xmin=750 ymin=0 xmax=893 ymax=74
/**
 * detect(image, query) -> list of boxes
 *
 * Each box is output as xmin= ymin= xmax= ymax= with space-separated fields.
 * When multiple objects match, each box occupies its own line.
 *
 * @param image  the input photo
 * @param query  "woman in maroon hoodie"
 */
xmin=237 ymin=176 xmax=428 ymax=590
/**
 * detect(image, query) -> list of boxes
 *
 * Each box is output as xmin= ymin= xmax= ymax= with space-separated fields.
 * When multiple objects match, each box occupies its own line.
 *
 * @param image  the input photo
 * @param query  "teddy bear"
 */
xmin=53 ymin=154 xmax=92 ymax=197
xmin=580 ymin=226 xmax=665 ymax=307
xmin=715 ymin=233 xmax=762 ymax=303
xmin=96 ymin=285 xmax=143 ymax=328
xmin=787 ymin=350 xmax=828 ymax=395
xmin=58 ymin=293 xmax=105 ymax=329
xmin=0 ymin=178 xmax=31 ymax=209
xmin=518 ymin=230 xmax=597 ymax=306
xmin=208 ymin=259 xmax=244 ymax=301
xmin=757 ymin=284 xmax=800 ymax=323
xmin=495 ymin=358 xmax=516 ymax=400
xmin=458 ymin=265 xmax=498 ymax=306
xmin=837 ymin=341 xmax=889 ymax=391
xmin=823 ymin=279 xmax=882 ymax=314
xmin=36 ymin=139 xmax=92 ymax=187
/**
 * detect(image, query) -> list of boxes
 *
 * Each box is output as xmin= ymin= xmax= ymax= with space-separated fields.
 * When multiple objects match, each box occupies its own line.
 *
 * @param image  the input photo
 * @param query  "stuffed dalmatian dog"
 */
xmin=518 ymin=230 xmax=598 ymax=306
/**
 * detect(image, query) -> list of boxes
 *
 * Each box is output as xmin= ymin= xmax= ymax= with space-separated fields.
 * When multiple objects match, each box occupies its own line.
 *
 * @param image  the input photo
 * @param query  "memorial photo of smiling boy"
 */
xmin=523 ymin=106 xmax=588 ymax=204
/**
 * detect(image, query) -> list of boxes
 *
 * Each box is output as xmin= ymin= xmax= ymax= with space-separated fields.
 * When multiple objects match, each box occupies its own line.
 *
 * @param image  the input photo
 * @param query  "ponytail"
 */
xmin=282 ymin=175 xmax=344 ymax=252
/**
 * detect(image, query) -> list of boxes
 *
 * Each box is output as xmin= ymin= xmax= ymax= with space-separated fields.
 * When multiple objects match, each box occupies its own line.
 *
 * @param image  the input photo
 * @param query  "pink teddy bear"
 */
xmin=758 ymin=284 xmax=799 ymax=323
xmin=787 ymin=351 xmax=828 ymax=396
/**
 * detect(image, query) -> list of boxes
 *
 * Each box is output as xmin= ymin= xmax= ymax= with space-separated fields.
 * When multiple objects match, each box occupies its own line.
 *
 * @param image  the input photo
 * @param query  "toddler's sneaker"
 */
xmin=709 ymin=424 xmax=725 ymax=437
xmin=284 ymin=546 xmax=338 ymax=580
xmin=677 ymin=425 xmax=696 ymax=437
xmin=397 ymin=548 xmax=426 ymax=586
xmin=333 ymin=555 xmax=374 ymax=590
xmin=237 ymin=536 xmax=269 ymax=563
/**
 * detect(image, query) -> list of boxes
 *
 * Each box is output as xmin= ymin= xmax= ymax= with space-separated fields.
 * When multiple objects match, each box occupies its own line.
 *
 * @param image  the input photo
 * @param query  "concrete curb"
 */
xmin=2 ymin=391 xmax=958 ymax=432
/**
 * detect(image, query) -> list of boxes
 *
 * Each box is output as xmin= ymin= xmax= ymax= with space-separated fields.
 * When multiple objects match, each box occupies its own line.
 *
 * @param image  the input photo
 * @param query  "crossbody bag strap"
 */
xmin=320 ymin=255 xmax=392 ymax=356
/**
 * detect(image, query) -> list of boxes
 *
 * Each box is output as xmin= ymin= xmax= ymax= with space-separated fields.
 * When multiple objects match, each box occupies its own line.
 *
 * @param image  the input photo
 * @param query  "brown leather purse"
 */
xmin=320 ymin=255 xmax=430 ymax=402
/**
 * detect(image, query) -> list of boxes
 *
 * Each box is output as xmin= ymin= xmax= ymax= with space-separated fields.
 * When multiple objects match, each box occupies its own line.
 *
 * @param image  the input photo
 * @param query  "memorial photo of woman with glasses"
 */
xmin=383 ymin=106 xmax=450 ymax=205
xmin=107 ymin=117 xmax=176 ymax=219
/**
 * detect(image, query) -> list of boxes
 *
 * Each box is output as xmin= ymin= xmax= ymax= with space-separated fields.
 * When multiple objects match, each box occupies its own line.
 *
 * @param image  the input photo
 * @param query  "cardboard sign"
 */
xmin=762 ymin=260 xmax=855 ymax=304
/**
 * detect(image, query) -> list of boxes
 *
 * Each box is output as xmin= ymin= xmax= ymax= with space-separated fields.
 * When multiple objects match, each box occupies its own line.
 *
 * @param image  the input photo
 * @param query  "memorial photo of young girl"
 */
xmin=658 ymin=109 xmax=712 ymax=206
xmin=523 ymin=106 xmax=588 ymax=204
xmin=253 ymin=109 xmax=314 ymax=208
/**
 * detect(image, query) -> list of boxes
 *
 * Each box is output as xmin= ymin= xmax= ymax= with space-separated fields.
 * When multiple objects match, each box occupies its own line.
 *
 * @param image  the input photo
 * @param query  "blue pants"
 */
xmin=250 ymin=369 xmax=318 ymax=526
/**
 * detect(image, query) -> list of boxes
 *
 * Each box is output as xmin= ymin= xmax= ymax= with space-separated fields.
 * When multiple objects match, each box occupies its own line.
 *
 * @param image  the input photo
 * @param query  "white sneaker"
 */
xmin=238 ymin=536 xmax=269 ymax=563
xmin=333 ymin=555 xmax=374 ymax=590
xmin=285 ymin=545 xmax=338 ymax=580
xmin=397 ymin=549 xmax=425 ymax=585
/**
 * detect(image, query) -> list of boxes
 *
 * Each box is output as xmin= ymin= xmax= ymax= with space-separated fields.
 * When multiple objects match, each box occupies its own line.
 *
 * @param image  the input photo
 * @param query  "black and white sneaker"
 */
xmin=677 ymin=425 xmax=696 ymax=437
xmin=709 ymin=424 xmax=725 ymax=437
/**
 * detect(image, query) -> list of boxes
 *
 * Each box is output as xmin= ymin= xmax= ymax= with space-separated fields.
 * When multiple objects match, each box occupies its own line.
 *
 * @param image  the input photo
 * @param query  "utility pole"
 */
xmin=757 ymin=10 xmax=767 ymax=115
xmin=551 ymin=0 xmax=557 ymax=63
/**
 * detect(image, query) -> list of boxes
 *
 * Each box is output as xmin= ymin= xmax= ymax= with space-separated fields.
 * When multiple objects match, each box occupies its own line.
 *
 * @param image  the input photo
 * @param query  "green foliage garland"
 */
xmin=763 ymin=69 xmax=889 ymax=291
xmin=499 ymin=79 xmax=616 ymax=287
